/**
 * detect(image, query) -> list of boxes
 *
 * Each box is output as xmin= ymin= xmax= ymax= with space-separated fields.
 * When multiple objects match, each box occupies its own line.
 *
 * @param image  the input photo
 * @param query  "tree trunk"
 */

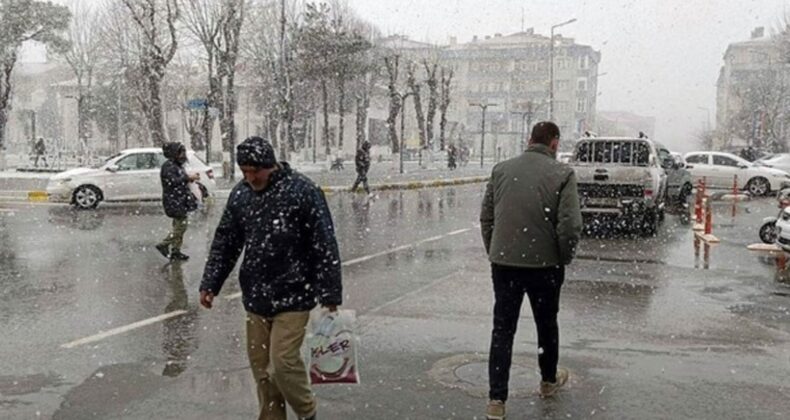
xmin=424 ymin=62 xmax=438 ymax=149
xmin=321 ymin=79 xmax=330 ymax=157
xmin=147 ymin=73 xmax=167 ymax=147
xmin=337 ymin=76 xmax=346 ymax=151
xmin=385 ymin=56 xmax=401 ymax=153
xmin=439 ymin=68 xmax=453 ymax=151
xmin=355 ymin=93 xmax=368 ymax=150
xmin=0 ymin=109 xmax=7 ymax=153
xmin=0 ymin=62 xmax=14 ymax=151
xmin=407 ymin=64 xmax=426 ymax=149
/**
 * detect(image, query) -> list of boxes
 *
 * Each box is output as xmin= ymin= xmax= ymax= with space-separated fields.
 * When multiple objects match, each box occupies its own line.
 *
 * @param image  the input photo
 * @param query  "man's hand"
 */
xmin=189 ymin=173 xmax=201 ymax=182
xmin=322 ymin=304 xmax=338 ymax=312
xmin=200 ymin=290 xmax=215 ymax=309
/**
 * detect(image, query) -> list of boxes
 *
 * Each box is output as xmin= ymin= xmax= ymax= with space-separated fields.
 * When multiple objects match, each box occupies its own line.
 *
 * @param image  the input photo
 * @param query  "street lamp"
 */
xmin=511 ymin=101 xmax=539 ymax=154
xmin=549 ymin=18 xmax=577 ymax=121
xmin=470 ymin=102 xmax=498 ymax=167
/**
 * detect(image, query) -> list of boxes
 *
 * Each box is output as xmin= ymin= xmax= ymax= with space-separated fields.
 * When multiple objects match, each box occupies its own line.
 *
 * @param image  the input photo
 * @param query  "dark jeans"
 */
xmin=351 ymin=172 xmax=370 ymax=194
xmin=488 ymin=263 xmax=564 ymax=401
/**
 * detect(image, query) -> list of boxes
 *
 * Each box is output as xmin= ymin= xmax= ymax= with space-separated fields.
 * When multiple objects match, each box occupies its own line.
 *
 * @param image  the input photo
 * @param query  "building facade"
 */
xmin=442 ymin=29 xmax=601 ymax=157
xmin=715 ymin=27 xmax=783 ymax=150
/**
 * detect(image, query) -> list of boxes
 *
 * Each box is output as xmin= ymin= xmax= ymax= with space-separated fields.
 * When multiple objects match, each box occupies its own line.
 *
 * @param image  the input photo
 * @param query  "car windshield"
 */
xmin=94 ymin=153 xmax=122 ymax=169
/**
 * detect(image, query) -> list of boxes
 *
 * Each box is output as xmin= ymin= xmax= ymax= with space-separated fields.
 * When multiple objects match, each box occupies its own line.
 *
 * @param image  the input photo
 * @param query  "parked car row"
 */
xmin=683 ymin=151 xmax=790 ymax=196
xmin=46 ymin=148 xmax=217 ymax=210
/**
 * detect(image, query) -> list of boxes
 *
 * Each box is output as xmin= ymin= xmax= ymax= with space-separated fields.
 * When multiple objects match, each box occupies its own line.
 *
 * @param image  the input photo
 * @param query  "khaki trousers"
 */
xmin=246 ymin=311 xmax=316 ymax=420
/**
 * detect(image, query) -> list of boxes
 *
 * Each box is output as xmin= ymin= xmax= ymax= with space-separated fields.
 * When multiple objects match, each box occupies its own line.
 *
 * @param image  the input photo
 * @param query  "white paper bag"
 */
xmin=308 ymin=310 xmax=360 ymax=385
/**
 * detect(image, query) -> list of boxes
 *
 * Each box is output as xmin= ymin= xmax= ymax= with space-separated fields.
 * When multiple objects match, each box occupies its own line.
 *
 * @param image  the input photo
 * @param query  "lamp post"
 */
xmin=398 ymin=91 xmax=414 ymax=174
xmin=549 ymin=18 xmax=577 ymax=121
xmin=470 ymin=102 xmax=498 ymax=167
xmin=511 ymin=101 xmax=538 ymax=154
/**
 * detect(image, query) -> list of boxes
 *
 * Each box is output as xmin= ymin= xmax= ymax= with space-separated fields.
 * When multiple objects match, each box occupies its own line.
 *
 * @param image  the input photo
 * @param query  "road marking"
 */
xmin=62 ymin=226 xmax=475 ymax=348
xmin=224 ymin=227 xmax=473 ymax=302
xmin=60 ymin=310 xmax=188 ymax=349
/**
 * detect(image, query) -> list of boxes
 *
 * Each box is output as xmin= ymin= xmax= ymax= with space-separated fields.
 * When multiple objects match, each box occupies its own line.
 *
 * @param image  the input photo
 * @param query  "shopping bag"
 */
xmin=308 ymin=309 xmax=360 ymax=385
xmin=188 ymin=180 xmax=203 ymax=202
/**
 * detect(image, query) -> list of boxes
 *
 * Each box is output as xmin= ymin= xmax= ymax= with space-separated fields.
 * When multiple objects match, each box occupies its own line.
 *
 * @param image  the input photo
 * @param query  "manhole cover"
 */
xmin=428 ymin=353 xmax=539 ymax=398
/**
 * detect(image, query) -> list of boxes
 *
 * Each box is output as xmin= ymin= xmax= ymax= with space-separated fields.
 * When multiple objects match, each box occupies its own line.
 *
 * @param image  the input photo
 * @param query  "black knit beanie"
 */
xmin=237 ymin=136 xmax=276 ymax=169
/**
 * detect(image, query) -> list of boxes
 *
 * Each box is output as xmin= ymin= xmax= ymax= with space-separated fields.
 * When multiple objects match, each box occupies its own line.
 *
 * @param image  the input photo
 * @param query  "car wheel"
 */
xmin=759 ymin=221 xmax=778 ymax=244
xmin=640 ymin=209 xmax=659 ymax=237
xmin=72 ymin=185 xmax=102 ymax=210
xmin=747 ymin=177 xmax=770 ymax=196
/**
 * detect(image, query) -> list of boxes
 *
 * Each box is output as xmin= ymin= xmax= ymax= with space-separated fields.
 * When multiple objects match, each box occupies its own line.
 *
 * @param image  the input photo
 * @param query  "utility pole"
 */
xmin=470 ymin=102 xmax=497 ymax=167
xmin=549 ymin=18 xmax=577 ymax=121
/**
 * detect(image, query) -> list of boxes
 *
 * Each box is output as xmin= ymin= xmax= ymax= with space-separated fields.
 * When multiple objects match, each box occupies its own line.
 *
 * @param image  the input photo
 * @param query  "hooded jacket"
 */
xmin=200 ymin=162 xmax=343 ymax=317
xmin=161 ymin=143 xmax=197 ymax=219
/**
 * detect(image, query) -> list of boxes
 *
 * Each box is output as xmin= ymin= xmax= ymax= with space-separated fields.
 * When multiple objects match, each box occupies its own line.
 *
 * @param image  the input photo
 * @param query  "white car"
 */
xmin=683 ymin=151 xmax=790 ymax=196
xmin=47 ymin=147 xmax=217 ymax=209
xmin=756 ymin=153 xmax=790 ymax=173
xmin=775 ymin=207 xmax=790 ymax=252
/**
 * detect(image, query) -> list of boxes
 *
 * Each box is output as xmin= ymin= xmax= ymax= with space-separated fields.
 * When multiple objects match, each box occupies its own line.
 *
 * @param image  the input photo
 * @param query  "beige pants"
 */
xmin=246 ymin=311 xmax=316 ymax=420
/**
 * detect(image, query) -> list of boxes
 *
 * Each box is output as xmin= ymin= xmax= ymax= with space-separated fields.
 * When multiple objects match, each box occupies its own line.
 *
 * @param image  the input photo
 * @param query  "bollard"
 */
xmin=732 ymin=175 xmax=738 ymax=218
xmin=705 ymin=198 xmax=713 ymax=235
xmin=703 ymin=243 xmax=711 ymax=270
xmin=777 ymin=252 xmax=787 ymax=271
xmin=695 ymin=179 xmax=704 ymax=224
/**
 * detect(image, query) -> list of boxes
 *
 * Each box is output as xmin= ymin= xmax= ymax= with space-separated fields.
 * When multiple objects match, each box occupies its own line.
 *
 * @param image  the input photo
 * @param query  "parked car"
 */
xmin=46 ymin=148 xmax=217 ymax=209
xmin=756 ymin=153 xmax=790 ymax=173
xmin=570 ymin=135 xmax=668 ymax=235
xmin=683 ymin=151 xmax=790 ymax=196
xmin=774 ymin=206 xmax=790 ymax=252
xmin=658 ymin=146 xmax=693 ymax=205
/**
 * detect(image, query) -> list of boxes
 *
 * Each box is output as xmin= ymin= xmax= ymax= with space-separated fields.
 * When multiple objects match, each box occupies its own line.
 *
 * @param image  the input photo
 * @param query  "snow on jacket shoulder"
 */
xmin=200 ymin=163 xmax=343 ymax=317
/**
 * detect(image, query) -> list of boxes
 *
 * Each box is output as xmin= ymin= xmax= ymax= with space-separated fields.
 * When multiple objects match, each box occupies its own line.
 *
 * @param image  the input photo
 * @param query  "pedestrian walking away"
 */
xmin=33 ymin=137 xmax=48 ymax=168
xmin=479 ymin=121 xmax=583 ymax=419
xmin=447 ymin=144 xmax=457 ymax=170
xmin=156 ymin=142 xmax=200 ymax=261
xmin=351 ymin=141 xmax=372 ymax=194
xmin=200 ymin=136 xmax=343 ymax=420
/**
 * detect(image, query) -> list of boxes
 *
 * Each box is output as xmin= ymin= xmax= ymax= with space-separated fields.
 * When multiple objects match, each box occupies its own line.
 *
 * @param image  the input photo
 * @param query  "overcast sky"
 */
xmin=348 ymin=0 xmax=789 ymax=151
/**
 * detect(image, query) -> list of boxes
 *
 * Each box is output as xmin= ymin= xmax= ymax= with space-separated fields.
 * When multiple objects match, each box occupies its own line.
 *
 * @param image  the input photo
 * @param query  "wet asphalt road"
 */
xmin=0 ymin=186 xmax=789 ymax=419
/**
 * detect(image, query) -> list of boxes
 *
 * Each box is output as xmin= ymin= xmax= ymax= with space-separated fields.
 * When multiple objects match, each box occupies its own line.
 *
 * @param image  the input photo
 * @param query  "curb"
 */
xmin=10 ymin=177 xmax=490 ymax=203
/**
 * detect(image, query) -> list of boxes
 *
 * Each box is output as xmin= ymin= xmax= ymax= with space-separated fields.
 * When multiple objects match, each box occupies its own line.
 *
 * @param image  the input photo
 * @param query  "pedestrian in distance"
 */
xmin=447 ymin=144 xmax=458 ymax=170
xmin=480 ymin=121 xmax=583 ymax=420
xmin=351 ymin=141 xmax=372 ymax=194
xmin=200 ymin=136 xmax=343 ymax=420
xmin=33 ymin=137 xmax=48 ymax=168
xmin=156 ymin=142 xmax=199 ymax=261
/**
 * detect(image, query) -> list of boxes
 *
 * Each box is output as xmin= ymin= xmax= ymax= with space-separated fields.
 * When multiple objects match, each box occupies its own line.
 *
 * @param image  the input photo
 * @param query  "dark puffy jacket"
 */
xmin=355 ymin=148 xmax=370 ymax=174
xmin=161 ymin=143 xmax=197 ymax=219
xmin=200 ymin=162 xmax=343 ymax=317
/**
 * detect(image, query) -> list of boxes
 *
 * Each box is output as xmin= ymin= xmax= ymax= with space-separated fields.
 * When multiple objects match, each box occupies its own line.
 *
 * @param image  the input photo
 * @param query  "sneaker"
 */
xmin=539 ymin=367 xmax=569 ymax=398
xmin=155 ymin=243 xmax=170 ymax=259
xmin=170 ymin=251 xmax=189 ymax=261
xmin=485 ymin=400 xmax=506 ymax=420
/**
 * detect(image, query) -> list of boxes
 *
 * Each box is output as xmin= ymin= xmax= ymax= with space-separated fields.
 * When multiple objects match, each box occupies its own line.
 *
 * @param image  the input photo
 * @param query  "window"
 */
xmin=577 ymin=78 xmax=588 ymax=91
xmin=685 ymin=154 xmax=708 ymax=164
xmin=576 ymin=98 xmax=586 ymax=113
xmin=557 ymin=59 xmax=569 ymax=70
xmin=578 ymin=56 xmax=589 ymax=69
xmin=115 ymin=154 xmax=141 ymax=171
xmin=557 ymin=80 xmax=569 ymax=91
xmin=575 ymin=141 xmax=648 ymax=166
xmin=713 ymin=155 xmax=740 ymax=167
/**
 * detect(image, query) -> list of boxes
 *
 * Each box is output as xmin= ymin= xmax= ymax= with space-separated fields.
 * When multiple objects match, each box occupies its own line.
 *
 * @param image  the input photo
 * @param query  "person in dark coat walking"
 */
xmin=33 ymin=137 xmax=48 ymax=168
xmin=199 ymin=136 xmax=342 ymax=420
xmin=156 ymin=142 xmax=199 ymax=261
xmin=447 ymin=144 xmax=457 ymax=170
xmin=351 ymin=141 xmax=372 ymax=194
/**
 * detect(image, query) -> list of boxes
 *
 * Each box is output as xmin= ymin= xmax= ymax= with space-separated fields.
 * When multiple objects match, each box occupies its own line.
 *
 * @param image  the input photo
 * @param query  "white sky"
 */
xmin=348 ymin=0 xmax=790 ymax=151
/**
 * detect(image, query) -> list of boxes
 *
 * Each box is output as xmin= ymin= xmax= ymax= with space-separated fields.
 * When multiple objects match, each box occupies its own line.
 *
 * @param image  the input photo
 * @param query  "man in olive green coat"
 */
xmin=480 ymin=121 xmax=582 ymax=420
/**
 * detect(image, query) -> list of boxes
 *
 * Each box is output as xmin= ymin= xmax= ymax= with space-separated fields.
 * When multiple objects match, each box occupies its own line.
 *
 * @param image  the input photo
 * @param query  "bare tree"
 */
xmin=423 ymin=59 xmax=438 ymax=149
xmin=121 ymin=0 xmax=179 ymax=147
xmin=384 ymin=55 xmax=401 ymax=153
xmin=438 ymin=67 xmax=454 ymax=150
xmin=731 ymin=69 xmax=790 ymax=151
xmin=0 ymin=0 xmax=71 ymax=154
xmin=217 ymin=0 xmax=245 ymax=177
xmin=61 ymin=0 xmax=103 ymax=153
xmin=406 ymin=62 xmax=426 ymax=149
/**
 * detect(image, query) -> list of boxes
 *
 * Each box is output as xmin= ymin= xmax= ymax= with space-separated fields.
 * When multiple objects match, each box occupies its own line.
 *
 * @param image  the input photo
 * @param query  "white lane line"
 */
xmin=63 ymin=225 xmax=476 ymax=347
xmin=60 ymin=310 xmax=188 ymax=349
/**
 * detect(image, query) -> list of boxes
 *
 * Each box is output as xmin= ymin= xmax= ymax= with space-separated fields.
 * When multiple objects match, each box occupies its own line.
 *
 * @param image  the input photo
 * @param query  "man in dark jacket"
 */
xmin=351 ymin=141 xmax=371 ymax=194
xmin=200 ymin=136 xmax=342 ymax=420
xmin=156 ymin=142 xmax=199 ymax=261
xmin=480 ymin=122 xmax=583 ymax=419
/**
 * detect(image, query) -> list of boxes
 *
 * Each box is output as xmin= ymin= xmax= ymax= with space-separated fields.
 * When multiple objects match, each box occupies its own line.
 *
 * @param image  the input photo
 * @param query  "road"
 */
xmin=0 ymin=185 xmax=789 ymax=419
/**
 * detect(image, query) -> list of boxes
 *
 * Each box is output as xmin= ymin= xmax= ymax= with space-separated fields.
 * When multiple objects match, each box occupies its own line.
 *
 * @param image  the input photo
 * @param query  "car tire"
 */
xmin=72 ymin=185 xmax=102 ymax=210
xmin=640 ymin=209 xmax=659 ymax=237
xmin=747 ymin=177 xmax=771 ymax=196
xmin=759 ymin=221 xmax=778 ymax=244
